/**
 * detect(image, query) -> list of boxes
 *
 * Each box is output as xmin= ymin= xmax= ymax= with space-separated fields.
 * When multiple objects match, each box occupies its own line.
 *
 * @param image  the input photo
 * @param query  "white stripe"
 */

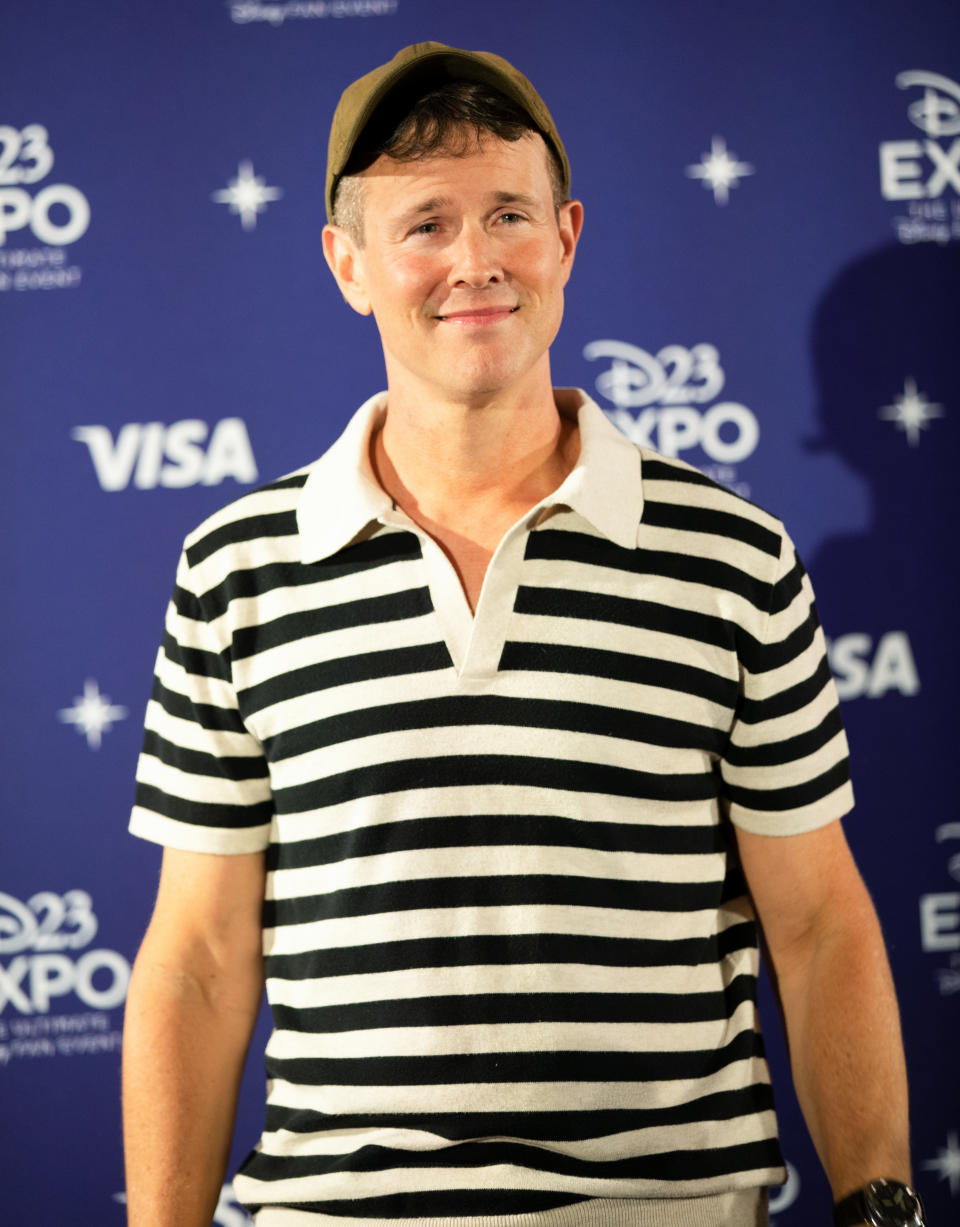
xmin=265 ymin=958 xmax=747 ymax=1009
xmin=236 ymin=1165 xmax=782 ymax=1207
xmin=642 ymin=477 xmax=778 ymax=530
xmin=137 ymin=749 xmax=270 ymax=807
xmin=264 ymin=999 xmax=758 ymax=1060
xmin=187 ymin=523 xmax=302 ymax=597
xmin=268 ymin=844 xmax=724 ymax=902
xmin=142 ymin=699 xmax=261 ymax=757
xmin=272 ymin=781 xmax=717 ymax=824
xmin=255 ymin=1104 xmax=777 ymax=1161
xmin=234 ymin=611 xmax=439 ymax=694
xmin=519 ymin=558 xmax=771 ymax=634
xmin=264 ymin=1054 xmax=773 ymax=1116
xmin=273 ymin=726 xmax=716 ymax=791
xmin=263 ymin=902 xmax=755 ymax=956
xmin=129 ymin=807 xmax=270 ymax=853
xmin=723 ymin=729 xmax=849 ymax=792
xmin=153 ymin=649 xmax=239 ymax=712
xmin=219 ymin=558 xmax=426 ymax=636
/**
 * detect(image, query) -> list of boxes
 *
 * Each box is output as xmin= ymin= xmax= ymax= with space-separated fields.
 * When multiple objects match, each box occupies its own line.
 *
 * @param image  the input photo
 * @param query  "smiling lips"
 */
xmin=435 ymin=306 xmax=519 ymax=324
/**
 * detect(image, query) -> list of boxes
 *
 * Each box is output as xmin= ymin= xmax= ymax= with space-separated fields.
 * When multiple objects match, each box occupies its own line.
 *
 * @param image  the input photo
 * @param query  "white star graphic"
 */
xmin=58 ymin=679 xmax=128 ymax=750
xmin=878 ymin=376 xmax=945 ymax=446
xmin=686 ymin=136 xmax=755 ymax=205
xmin=924 ymin=1130 xmax=960 ymax=1196
xmin=937 ymin=966 xmax=960 ymax=994
xmin=211 ymin=161 xmax=283 ymax=231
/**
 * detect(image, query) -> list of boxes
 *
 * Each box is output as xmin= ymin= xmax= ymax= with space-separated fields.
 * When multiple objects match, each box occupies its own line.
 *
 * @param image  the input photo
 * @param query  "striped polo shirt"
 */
xmin=130 ymin=389 xmax=853 ymax=1222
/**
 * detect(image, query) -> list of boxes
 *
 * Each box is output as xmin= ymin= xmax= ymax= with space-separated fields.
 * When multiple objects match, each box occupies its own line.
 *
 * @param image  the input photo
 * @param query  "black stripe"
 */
xmin=269 ymin=975 xmax=758 ymax=1034
xmin=526 ymin=531 xmax=772 ymax=611
xmin=271 ymin=753 xmax=718 ymax=816
xmin=243 ymin=1190 xmax=586 ymax=1218
xmin=171 ymin=580 xmax=204 ymax=622
xmin=263 ymin=874 xmax=738 ymax=929
xmin=499 ymin=641 xmax=738 ymax=710
xmin=266 ymin=1026 xmax=762 ymax=1090
xmin=736 ymin=656 xmax=834 ymax=723
xmin=264 ymin=923 xmax=757 ymax=980
xmin=231 ymin=587 xmax=433 ymax=661
xmin=186 ymin=510 xmax=298 ymax=567
xmin=512 ymin=583 xmax=821 ymax=680
xmin=197 ymin=532 xmax=424 ymax=621
xmin=263 ymin=1084 xmax=777 ymax=1140
xmin=724 ymin=707 xmax=846 ymax=768
xmin=148 ymin=676 xmax=248 ymax=735
xmin=261 ymin=472 xmax=309 ymax=492
xmin=141 ymin=728 xmax=269 ymax=783
xmin=768 ymin=553 xmax=806 ymax=616
xmin=723 ymin=760 xmax=851 ymax=813
xmin=161 ymin=626 xmax=230 ymax=684
xmin=239 ymin=642 xmax=451 ymax=717
xmin=265 ymin=692 xmax=728 ymax=766
xmin=737 ymin=605 xmax=818 ymax=675
xmin=640 ymin=499 xmax=780 ymax=557
xmin=240 ymin=1134 xmax=780 ymax=1186
xmin=266 ymin=813 xmax=728 ymax=872
xmin=642 ymin=458 xmax=731 ymax=490
xmin=513 ymin=584 xmax=737 ymax=651
xmin=134 ymin=782 xmax=272 ymax=830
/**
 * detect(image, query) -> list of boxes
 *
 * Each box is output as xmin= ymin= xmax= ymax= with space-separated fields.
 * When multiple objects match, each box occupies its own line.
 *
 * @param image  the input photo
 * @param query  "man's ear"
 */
xmin=322 ymin=224 xmax=372 ymax=316
xmin=557 ymin=199 xmax=584 ymax=286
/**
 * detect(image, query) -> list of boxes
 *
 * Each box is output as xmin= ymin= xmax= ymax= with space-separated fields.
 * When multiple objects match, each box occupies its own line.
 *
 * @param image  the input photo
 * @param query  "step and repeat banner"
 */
xmin=3 ymin=1 xmax=958 ymax=1222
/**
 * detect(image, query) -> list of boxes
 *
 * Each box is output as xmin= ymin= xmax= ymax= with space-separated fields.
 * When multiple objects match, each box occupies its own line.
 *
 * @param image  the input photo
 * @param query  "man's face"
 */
xmin=323 ymin=132 xmax=582 ymax=407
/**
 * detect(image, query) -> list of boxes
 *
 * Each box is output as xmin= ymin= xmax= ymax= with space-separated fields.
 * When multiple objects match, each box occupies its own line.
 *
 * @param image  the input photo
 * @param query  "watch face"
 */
xmin=864 ymin=1181 xmax=922 ymax=1226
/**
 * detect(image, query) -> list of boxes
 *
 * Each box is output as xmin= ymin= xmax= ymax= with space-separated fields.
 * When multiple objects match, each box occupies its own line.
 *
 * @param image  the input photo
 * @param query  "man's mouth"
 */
xmin=435 ymin=307 xmax=519 ymax=323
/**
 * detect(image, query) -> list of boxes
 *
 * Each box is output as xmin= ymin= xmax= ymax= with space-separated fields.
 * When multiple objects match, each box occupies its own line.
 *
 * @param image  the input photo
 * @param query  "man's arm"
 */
xmin=736 ymin=819 xmax=912 ymax=1202
xmin=122 ymin=846 xmax=266 ymax=1227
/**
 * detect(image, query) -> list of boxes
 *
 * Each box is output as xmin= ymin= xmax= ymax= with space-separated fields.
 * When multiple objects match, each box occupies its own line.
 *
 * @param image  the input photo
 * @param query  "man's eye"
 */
xmin=412 ymin=222 xmax=440 ymax=235
xmin=498 ymin=212 xmax=524 ymax=224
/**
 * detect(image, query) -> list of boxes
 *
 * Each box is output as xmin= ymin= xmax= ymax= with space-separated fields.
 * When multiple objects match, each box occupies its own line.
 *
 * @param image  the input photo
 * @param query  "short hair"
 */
xmin=331 ymin=80 xmax=568 ymax=245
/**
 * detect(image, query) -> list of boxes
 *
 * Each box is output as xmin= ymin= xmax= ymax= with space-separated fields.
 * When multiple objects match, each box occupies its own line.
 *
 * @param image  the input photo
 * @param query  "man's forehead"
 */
xmin=359 ymin=130 xmax=553 ymax=191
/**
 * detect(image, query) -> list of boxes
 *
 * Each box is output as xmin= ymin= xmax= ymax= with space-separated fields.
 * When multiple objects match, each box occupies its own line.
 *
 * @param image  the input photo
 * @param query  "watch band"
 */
xmin=833 ymin=1180 xmax=926 ymax=1227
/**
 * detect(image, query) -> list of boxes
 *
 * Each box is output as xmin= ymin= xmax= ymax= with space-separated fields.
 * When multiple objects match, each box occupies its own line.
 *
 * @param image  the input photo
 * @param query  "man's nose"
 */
xmin=447 ymin=223 xmax=504 ymax=288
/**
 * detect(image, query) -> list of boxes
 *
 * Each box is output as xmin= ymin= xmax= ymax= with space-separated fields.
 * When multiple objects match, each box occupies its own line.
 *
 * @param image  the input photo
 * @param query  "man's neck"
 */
xmin=371 ymin=380 xmax=580 ymax=549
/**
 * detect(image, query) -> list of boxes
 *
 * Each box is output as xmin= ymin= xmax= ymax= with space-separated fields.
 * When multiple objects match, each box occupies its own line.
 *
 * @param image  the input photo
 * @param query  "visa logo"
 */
xmin=72 ymin=418 xmax=257 ymax=491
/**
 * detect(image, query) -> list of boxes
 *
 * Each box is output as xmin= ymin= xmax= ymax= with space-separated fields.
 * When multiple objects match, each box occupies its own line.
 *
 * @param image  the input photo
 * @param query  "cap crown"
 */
xmin=326 ymin=41 xmax=570 ymax=221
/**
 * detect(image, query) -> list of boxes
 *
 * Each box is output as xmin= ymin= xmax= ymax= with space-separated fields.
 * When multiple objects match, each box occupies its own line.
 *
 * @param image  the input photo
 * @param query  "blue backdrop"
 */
xmin=3 ymin=2 xmax=958 ymax=1222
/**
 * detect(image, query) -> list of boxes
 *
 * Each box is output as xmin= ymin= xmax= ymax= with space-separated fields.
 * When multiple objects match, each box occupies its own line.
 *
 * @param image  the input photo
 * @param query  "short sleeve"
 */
xmin=129 ymin=547 xmax=273 ymax=853
xmin=721 ymin=529 xmax=854 ymax=835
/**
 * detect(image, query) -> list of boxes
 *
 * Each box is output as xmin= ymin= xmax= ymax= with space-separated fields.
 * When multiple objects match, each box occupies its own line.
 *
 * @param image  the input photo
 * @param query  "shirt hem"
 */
xmin=252 ymin=1188 xmax=770 ymax=1227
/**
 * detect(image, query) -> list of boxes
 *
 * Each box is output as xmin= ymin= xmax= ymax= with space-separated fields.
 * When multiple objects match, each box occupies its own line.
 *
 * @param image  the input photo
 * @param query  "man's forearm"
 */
xmin=122 ymin=943 xmax=262 ymax=1227
xmin=773 ymin=889 xmax=911 ymax=1200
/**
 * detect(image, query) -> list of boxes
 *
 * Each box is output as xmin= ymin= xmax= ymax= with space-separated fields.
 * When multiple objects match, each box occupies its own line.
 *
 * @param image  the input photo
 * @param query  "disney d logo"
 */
xmin=897 ymin=71 xmax=960 ymax=139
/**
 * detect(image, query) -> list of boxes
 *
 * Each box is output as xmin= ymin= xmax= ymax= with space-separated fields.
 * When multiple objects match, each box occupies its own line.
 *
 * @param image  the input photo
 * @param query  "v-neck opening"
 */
xmin=381 ymin=506 xmax=538 ymax=681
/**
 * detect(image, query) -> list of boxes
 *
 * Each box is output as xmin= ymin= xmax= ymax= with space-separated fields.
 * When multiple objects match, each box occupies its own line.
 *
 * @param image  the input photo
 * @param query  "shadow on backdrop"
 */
xmin=806 ymin=241 xmax=959 ymax=629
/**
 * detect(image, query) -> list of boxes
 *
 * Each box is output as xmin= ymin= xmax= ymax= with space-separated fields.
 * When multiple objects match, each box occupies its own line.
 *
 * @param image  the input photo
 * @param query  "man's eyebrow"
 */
xmin=392 ymin=190 xmax=542 ymax=228
xmin=490 ymin=191 xmax=540 ymax=208
xmin=390 ymin=196 xmax=451 ymax=228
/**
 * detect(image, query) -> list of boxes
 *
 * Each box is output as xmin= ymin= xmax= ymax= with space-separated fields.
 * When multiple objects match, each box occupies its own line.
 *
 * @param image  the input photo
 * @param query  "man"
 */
xmin=122 ymin=43 xmax=922 ymax=1227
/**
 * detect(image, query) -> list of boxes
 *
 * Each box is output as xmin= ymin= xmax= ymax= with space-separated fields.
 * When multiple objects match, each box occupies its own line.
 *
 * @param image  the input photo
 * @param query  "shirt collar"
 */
xmin=297 ymin=388 xmax=644 ymax=564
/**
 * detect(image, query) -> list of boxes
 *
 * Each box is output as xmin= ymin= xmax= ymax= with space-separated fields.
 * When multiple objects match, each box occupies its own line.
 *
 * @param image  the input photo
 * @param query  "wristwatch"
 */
xmin=833 ymin=1180 xmax=926 ymax=1227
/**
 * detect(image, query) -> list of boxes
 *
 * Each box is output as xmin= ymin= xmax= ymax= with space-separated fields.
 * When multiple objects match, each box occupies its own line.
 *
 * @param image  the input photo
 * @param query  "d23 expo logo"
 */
xmin=583 ymin=340 xmax=759 ymax=496
xmin=920 ymin=823 xmax=960 ymax=996
xmin=0 ymin=890 xmax=130 ymax=1064
xmin=880 ymin=70 xmax=960 ymax=244
xmin=0 ymin=123 xmax=90 ymax=290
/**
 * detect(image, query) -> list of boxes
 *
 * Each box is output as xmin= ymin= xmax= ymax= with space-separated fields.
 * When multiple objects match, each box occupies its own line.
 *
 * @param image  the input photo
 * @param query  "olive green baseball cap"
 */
xmin=325 ymin=41 xmax=571 ymax=222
